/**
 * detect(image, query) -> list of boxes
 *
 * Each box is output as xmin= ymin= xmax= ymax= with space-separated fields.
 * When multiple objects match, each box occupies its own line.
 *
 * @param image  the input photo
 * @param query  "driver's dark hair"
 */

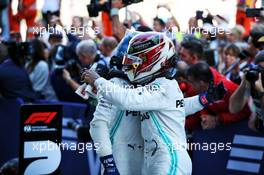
xmin=181 ymin=39 xmax=204 ymax=60
xmin=186 ymin=62 xmax=213 ymax=83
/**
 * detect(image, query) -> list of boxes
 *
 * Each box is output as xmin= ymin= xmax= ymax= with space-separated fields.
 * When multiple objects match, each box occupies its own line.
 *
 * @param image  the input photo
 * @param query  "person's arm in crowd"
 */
xmin=255 ymin=73 xmax=264 ymax=111
xmin=199 ymin=92 xmax=249 ymax=128
xmin=50 ymin=15 xmax=63 ymax=27
xmin=133 ymin=11 xmax=148 ymax=27
xmin=185 ymin=87 xmax=229 ymax=130
xmin=62 ymin=69 xmax=80 ymax=91
xmin=198 ymin=90 xmax=251 ymax=130
xmin=217 ymin=105 xmax=251 ymax=124
xmin=170 ymin=16 xmax=181 ymax=32
xmin=111 ymin=0 xmax=126 ymax=41
xmin=29 ymin=61 xmax=49 ymax=92
xmin=59 ymin=0 xmax=62 ymax=11
xmin=18 ymin=0 xmax=23 ymax=11
xmin=158 ymin=4 xmax=181 ymax=31
xmin=167 ymin=7 xmax=181 ymax=31
xmin=229 ymin=78 xmax=251 ymax=113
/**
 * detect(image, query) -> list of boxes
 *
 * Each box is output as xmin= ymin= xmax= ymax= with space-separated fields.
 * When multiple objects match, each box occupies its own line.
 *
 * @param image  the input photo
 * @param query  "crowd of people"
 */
xmin=0 ymin=0 xmax=264 ymax=174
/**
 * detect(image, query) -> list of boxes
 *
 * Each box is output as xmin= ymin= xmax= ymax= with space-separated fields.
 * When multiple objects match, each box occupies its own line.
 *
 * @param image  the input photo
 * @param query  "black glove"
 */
xmin=100 ymin=155 xmax=120 ymax=175
xmin=199 ymin=81 xmax=227 ymax=107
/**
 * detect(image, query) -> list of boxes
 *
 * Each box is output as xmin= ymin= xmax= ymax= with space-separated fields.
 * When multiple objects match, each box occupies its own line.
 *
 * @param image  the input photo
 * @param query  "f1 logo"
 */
xmin=24 ymin=112 xmax=57 ymax=124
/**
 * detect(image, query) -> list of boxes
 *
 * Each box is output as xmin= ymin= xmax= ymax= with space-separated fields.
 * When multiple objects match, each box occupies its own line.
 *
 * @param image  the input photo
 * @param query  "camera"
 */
xmin=2 ymin=41 xmax=32 ymax=65
xmin=3 ymin=41 xmax=31 ymax=58
xmin=87 ymin=0 xmax=111 ymax=17
xmin=246 ymin=7 xmax=264 ymax=17
xmin=245 ymin=65 xmax=264 ymax=133
xmin=67 ymin=119 xmax=91 ymax=142
xmin=245 ymin=65 xmax=264 ymax=83
xmin=54 ymin=59 xmax=79 ymax=75
xmin=87 ymin=0 xmax=143 ymax=17
xmin=52 ymin=45 xmax=81 ymax=76
xmin=195 ymin=10 xmax=213 ymax=24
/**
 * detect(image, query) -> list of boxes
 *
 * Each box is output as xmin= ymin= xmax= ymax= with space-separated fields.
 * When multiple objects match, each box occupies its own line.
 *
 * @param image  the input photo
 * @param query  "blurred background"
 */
xmin=9 ymin=0 xmax=262 ymax=40
xmin=0 ymin=0 xmax=264 ymax=175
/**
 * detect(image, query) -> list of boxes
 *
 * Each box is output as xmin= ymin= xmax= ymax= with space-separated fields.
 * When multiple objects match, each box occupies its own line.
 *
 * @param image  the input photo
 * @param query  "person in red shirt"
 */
xmin=185 ymin=62 xmax=251 ymax=130
xmin=178 ymin=38 xmax=251 ymax=130
xmin=9 ymin=0 xmax=37 ymax=39
xmin=178 ymin=38 xmax=203 ymax=97
xmin=236 ymin=0 xmax=256 ymax=36
xmin=179 ymin=38 xmax=203 ymax=66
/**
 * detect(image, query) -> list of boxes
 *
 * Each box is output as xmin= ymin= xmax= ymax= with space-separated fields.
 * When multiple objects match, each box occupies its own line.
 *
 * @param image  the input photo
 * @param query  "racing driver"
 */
xmin=84 ymin=32 xmax=226 ymax=175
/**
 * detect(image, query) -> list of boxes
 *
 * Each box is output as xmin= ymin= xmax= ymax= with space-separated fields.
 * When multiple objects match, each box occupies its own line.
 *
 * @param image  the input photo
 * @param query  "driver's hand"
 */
xmin=255 ymin=73 xmax=264 ymax=93
xmin=81 ymin=69 xmax=101 ymax=86
xmin=62 ymin=69 xmax=72 ymax=82
xmin=240 ymin=72 xmax=251 ymax=88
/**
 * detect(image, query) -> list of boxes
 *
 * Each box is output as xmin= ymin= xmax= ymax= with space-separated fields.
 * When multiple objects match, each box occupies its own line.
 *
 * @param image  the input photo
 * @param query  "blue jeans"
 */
xmin=1 ymin=7 xmax=9 ymax=40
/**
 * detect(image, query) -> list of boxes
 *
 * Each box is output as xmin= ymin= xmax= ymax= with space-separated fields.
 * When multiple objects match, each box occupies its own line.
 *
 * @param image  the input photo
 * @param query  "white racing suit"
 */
xmin=90 ymin=78 xmax=144 ymax=175
xmin=94 ymin=77 xmax=204 ymax=175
